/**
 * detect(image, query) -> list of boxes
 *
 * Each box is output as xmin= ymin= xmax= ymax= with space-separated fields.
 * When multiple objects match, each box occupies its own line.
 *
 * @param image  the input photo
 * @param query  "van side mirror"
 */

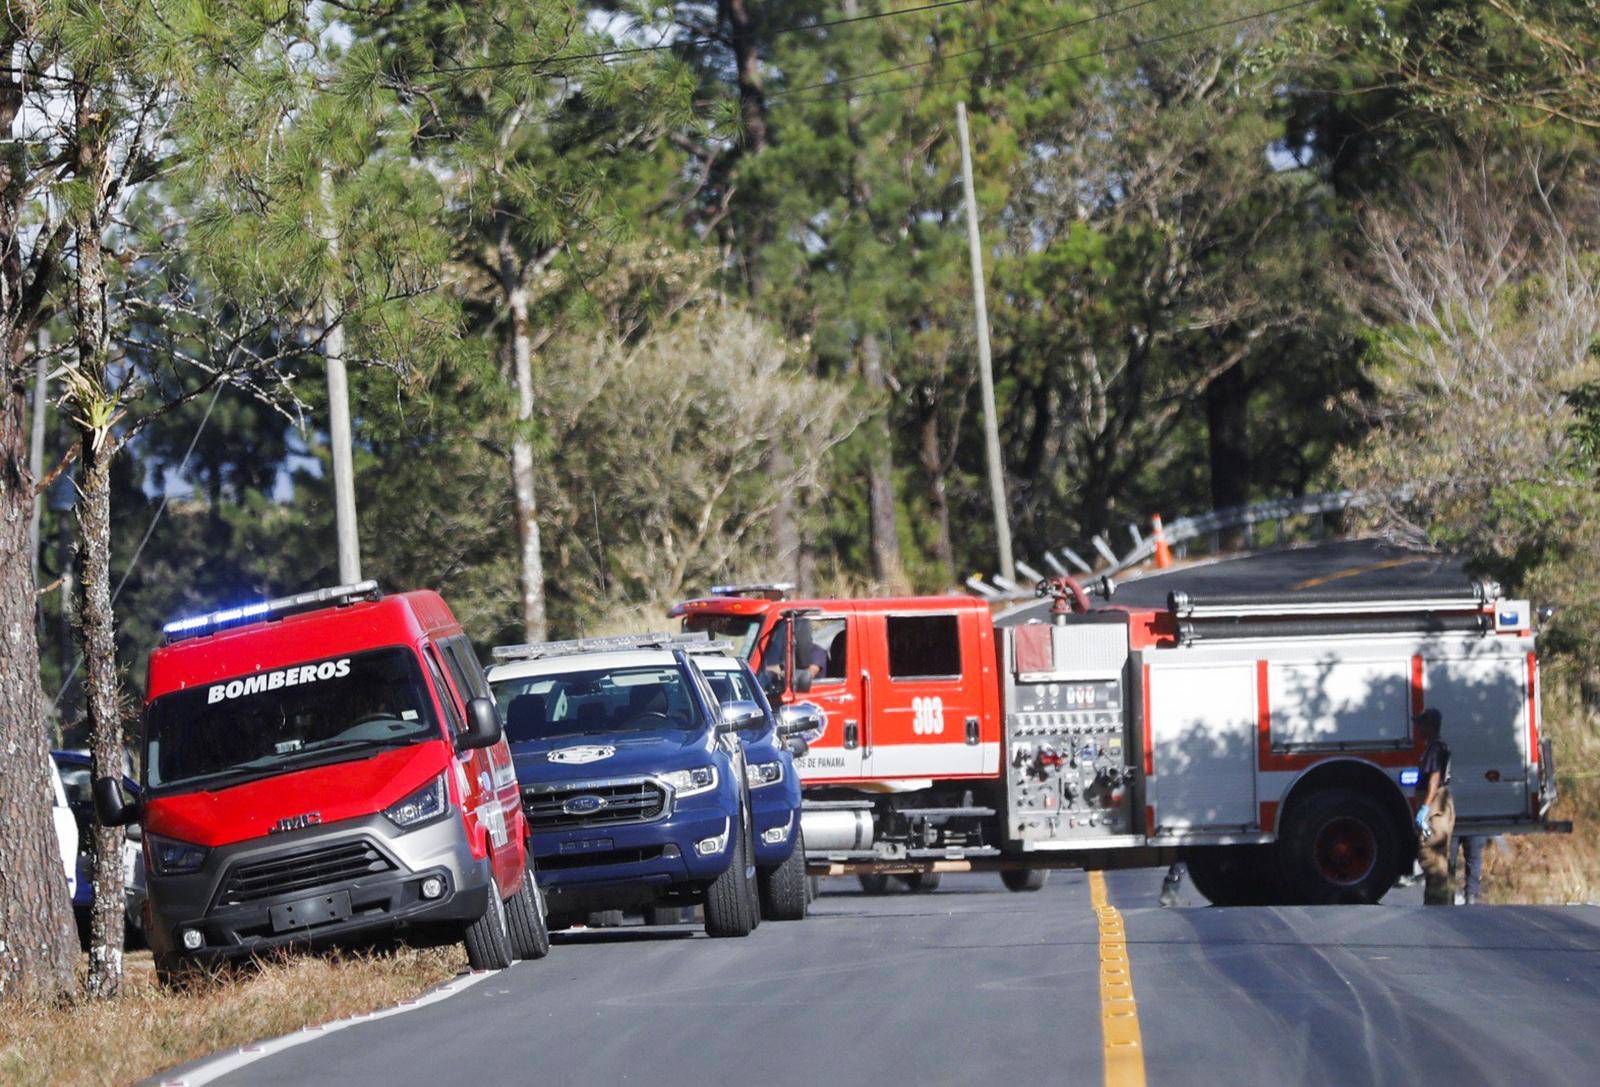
xmin=458 ymin=696 xmax=504 ymax=751
xmin=93 ymin=777 xmax=139 ymax=827
xmin=718 ymin=701 xmax=766 ymax=734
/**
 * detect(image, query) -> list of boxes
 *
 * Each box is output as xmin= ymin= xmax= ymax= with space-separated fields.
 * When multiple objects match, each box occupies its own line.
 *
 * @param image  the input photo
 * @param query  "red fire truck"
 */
xmin=670 ymin=578 xmax=1568 ymax=904
xmin=95 ymin=582 xmax=547 ymax=981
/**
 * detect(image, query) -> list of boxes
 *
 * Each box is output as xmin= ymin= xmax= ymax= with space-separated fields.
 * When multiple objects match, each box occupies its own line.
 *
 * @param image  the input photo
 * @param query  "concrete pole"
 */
xmin=956 ymin=102 xmax=1015 ymax=582
xmin=28 ymin=331 xmax=48 ymax=591
xmin=321 ymin=171 xmax=361 ymax=583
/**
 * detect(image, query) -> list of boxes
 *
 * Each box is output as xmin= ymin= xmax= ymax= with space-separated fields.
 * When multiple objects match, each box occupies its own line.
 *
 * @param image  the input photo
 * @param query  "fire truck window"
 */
xmin=424 ymin=649 xmax=466 ymax=732
xmin=758 ymin=619 xmax=789 ymax=675
xmin=812 ymin=619 xmax=848 ymax=683
xmin=444 ymin=636 xmax=492 ymax=700
xmin=886 ymin=615 xmax=962 ymax=679
xmin=436 ymin=641 xmax=478 ymax=705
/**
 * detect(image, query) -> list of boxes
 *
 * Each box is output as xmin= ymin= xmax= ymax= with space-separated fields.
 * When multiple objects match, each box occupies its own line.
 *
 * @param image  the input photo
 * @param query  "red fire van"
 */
xmin=95 ymin=582 xmax=548 ymax=981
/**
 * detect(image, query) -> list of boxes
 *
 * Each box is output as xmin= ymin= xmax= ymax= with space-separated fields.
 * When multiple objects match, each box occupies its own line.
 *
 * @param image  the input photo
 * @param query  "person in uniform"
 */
xmin=1412 ymin=708 xmax=1454 ymax=905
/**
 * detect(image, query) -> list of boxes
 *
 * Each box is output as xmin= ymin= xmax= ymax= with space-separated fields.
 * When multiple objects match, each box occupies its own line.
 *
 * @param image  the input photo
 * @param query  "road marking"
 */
xmin=145 ymin=967 xmax=502 ymax=1086
xmin=1290 ymin=556 xmax=1425 ymax=590
xmin=1090 ymin=871 xmax=1146 ymax=1087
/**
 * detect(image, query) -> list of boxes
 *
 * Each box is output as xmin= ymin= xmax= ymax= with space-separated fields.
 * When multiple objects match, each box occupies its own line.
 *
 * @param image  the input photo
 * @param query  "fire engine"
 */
xmin=670 ymin=577 xmax=1569 ymax=904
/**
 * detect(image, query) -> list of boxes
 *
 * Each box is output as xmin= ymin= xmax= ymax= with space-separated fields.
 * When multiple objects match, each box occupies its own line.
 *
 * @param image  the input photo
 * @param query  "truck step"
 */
xmin=899 ymin=807 xmax=997 ymax=819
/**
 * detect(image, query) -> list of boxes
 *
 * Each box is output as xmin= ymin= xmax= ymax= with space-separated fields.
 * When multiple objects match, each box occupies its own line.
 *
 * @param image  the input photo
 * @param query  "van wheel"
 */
xmin=463 ymin=885 xmax=515 ymax=970
xmin=1277 ymin=788 xmax=1402 ymax=904
xmin=705 ymin=805 xmax=759 ymax=937
xmin=857 ymin=873 xmax=891 ymax=895
xmin=1001 ymin=868 xmax=1049 ymax=892
xmin=759 ymin=829 xmax=809 ymax=921
xmin=505 ymin=869 xmax=551 ymax=960
xmin=899 ymin=871 xmax=942 ymax=893
xmin=1186 ymin=846 xmax=1280 ymax=906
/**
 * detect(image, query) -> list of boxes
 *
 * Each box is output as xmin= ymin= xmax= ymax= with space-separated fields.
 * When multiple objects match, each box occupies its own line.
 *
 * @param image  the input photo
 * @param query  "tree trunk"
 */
xmin=1204 ymin=360 xmax=1250 ymax=549
xmin=0 ymin=366 xmax=79 ymax=1001
xmin=503 ymin=267 xmax=548 ymax=642
xmin=918 ymin=406 xmax=956 ymax=583
xmin=719 ymin=0 xmax=768 ymax=154
xmin=71 ymin=94 xmax=126 ymax=995
xmin=860 ymin=332 xmax=903 ymax=585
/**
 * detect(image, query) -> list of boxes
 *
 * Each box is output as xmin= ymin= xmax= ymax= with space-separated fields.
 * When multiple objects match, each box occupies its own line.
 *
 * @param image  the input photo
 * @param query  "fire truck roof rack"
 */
xmin=162 ymin=580 xmax=381 ymax=643
xmin=1167 ymin=580 xmax=1497 ymax=621
xmin=1177 ymin=613 xmax=1492 ymax=646
xmin=709 ymin=582 xmax=795 ymax=600
xmin=491 ymin=631 xmax=715 ymax=662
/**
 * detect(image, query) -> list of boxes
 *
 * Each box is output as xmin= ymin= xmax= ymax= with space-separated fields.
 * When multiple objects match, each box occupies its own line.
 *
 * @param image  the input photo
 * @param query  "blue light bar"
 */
xmin=162 ymin=580 xmax=381 ymax=641
xmin=1399 ymin=768 xmax=1420 ymax=787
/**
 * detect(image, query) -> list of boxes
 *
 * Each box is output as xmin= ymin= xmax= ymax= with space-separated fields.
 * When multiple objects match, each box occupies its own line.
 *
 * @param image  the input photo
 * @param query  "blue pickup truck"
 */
xmin=487 ymin=633 xmax=769 ymax=937
xmin=686 ymin=646 xmax=808 ymax=921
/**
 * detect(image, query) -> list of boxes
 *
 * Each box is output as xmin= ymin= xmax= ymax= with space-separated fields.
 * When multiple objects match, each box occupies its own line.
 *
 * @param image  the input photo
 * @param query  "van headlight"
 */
xmin=146 ymin=833 xmax=210 ymax=876
xmin=383 ymin=773 xmax=450 ymax=829
xmin=745 ymin=760 xmax=784 ymax=789
xmin=660 ymin=766 xmax=717 ymax=797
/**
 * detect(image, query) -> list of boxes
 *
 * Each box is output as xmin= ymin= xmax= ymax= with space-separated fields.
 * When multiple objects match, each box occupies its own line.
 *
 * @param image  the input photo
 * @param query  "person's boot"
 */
xmin=1158 ymin=874 xmax=1181 ymax=908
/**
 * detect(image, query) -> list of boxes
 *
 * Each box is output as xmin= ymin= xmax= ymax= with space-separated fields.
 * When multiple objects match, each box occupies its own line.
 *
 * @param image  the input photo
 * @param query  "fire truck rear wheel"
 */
xmin=505 ymin=868 xmax=551 ymax=960
xmin=1185 ymin=846 xmax=1279 ymax=906
xmin=704 ymin=802 xmax=759 ymax=937
xmin=857 ymin=873 xmax=892 ymax=895
xmin=463 ymin=882 xmax=516 ymax=970
xmin=759 ymin=828 xmax=810 ymax=921
xmin=899 ymin=872 xmax=942 ymax=893
xmin=1001 ymin=867 xmax=1049 ymax=892
xmin=1277 ymin=788 xmax=1403 ymax=905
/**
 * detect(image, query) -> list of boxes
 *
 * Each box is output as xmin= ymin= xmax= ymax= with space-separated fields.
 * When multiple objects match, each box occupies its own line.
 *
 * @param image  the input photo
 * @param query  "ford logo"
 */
xmin=563 ymin=794 xmax=607 ymax=815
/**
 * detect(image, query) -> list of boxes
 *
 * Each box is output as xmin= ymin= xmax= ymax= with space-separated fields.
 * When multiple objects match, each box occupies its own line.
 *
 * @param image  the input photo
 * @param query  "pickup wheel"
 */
xmin=1000 ymin=867 xmax=1049 ymax=892
xmin=759 ymin=828 xmax=809 ymax=921
xmin=1276 ymin=788 xmax=1402 ymax=905
xmin=505 ymin=868 xmax=551 ymax=960
xmin=153 ymin=953 xmax=204 ymax=991
xmin=704 ymin=803 xmax=760 ymax=938
xmin=1185 ymin=846 xmax=1281 ymax=906
xmin=899 ymin=872 xmax=942 ymax=893
xmin=463 ymin=884 xmax=515 ymax=970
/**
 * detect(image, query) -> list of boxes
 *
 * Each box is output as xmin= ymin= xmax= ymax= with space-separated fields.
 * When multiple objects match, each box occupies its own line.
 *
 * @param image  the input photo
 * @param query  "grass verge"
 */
xmin=0 ymin=945 xmax=462 ymax=1087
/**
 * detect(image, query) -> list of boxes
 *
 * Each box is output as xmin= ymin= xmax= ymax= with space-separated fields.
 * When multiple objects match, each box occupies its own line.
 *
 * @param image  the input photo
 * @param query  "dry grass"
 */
xmin=1484 ymin=670 xmax=1600 ymax=904
xmin=0 ymin=945 xmax=462 ymax=1087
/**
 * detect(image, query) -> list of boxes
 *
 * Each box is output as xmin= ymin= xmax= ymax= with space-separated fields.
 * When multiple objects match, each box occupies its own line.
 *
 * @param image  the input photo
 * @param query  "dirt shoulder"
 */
xmin=0 ymin=946 xmax=462 ymax=1087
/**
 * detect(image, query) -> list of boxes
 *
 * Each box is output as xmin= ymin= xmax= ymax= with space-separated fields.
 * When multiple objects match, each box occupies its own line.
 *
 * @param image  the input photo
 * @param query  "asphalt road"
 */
xmin=205 ymin=869 xmax=1600 ymax=1087
xmin=997 ymin=538 xmax=1472 ymax=624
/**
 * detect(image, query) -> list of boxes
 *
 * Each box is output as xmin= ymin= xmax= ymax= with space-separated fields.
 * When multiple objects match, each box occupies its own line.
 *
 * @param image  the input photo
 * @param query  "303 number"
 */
xmin=911 ymin=696 xmax=945 ymax=735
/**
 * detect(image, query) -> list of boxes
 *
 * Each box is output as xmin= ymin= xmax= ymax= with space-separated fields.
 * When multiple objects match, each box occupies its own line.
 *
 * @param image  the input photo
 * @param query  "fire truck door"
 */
xmin=771 ymin=612 xmax=868 ymax=783
xmin=1423 ymin=641 xmax=1531 ymax=819
xmin=861 ymin=611 xmax=989 ymax=778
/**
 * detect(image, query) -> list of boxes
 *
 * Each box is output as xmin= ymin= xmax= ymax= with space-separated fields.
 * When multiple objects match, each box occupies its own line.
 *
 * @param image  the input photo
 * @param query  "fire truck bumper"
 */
xmin=144 ymin=813 xmax=495 ymax=963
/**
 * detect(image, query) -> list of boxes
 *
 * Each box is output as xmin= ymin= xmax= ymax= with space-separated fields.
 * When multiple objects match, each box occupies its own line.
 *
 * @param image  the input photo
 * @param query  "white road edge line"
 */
xmin=147 ymin=967 xmax=504 ymax=1087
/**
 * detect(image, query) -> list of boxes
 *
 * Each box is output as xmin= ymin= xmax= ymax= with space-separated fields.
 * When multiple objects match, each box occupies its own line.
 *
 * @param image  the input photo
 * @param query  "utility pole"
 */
xmin=957 ymin=102 xmax=1015 ymax=582
xmin=28 ymin=331 xmax=48 ymax=591
xmin=321 ymin=171 xmax=361 ymax=583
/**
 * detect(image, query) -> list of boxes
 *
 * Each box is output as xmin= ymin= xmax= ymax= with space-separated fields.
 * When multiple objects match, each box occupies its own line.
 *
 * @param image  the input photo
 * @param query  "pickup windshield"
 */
xmin=144 ymin=647 xmax=439 ymax=794
xmin=494 ymin=665 xmax=697 ymax=743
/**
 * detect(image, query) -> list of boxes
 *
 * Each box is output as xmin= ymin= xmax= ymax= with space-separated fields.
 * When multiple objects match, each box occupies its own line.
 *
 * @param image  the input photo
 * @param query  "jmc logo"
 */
xmin=911 ymin=696 xmax=945 ymax=735
xmin=270 ymin=812 xmax=322 ymax=834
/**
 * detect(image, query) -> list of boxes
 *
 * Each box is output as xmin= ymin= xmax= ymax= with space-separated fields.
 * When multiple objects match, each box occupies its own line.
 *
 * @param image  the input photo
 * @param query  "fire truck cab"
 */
xmin=672 ymin=579 xmax=1567 ymax=905
xmin=95 ymin=582 xmax=548 ymax=981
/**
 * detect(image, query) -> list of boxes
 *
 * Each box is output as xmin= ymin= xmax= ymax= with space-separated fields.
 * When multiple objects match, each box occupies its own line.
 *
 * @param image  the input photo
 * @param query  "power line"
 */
xmin=771 ymin=0 xmax=1320 ymax=105
xmin=782 ymin=0 xmax=1166 ymax=96
xmin=426 ymin=0 xmax=987 ymax=77
xmin=53 ymin=383 xmax=224 ymax=710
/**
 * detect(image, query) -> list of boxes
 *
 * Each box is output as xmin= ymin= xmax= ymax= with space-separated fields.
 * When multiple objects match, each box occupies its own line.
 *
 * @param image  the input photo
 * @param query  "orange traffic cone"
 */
xmin=1151 ymin=514 xmax=1173 ymax=569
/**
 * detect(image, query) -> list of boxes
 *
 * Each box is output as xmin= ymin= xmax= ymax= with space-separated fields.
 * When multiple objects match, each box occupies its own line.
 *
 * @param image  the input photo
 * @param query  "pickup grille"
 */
xmin=523 ymin=780 xmax=668 ymax=832
xmin=217 ymin=840 xmax=395 ymax=907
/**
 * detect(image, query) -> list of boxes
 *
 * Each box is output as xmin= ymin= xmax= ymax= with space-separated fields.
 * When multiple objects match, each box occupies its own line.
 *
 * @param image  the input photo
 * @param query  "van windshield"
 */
xmin=144 ymin=647 xmax=440 ymax=794
xmin=494 ymin=666 xmax=697 ymax=744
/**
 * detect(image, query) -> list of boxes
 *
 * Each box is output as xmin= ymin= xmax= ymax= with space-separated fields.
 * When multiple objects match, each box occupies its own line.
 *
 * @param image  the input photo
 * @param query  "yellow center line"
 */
xmin=1090 ymin=870 xmax=1146 ymax=1087
xmin=1290 ymin=555 xmax=1425 ymax=591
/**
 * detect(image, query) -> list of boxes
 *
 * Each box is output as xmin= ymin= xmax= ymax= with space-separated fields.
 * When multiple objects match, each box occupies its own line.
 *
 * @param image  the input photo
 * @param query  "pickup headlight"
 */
xmin=383 ymin=773 xmax=450 ymax=830
xmin=660 ymin=766 xmax=718 ymax=797
xmin=146 ymin=833 xmax=209 ymax=876
xmin=745 ymin=760 xmax=784 ymax=789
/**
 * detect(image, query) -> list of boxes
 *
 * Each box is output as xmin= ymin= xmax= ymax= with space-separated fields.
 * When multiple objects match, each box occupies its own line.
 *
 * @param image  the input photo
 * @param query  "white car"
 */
xmin=50 ymin=758 xmax=78 ymax=899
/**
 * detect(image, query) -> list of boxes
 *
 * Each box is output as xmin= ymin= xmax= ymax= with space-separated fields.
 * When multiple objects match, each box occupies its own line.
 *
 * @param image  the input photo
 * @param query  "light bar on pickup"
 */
xmin=162 ymin=580 xmax=381 ymax=641
xmin=491 ymin=631 xmax=716 ymax=662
